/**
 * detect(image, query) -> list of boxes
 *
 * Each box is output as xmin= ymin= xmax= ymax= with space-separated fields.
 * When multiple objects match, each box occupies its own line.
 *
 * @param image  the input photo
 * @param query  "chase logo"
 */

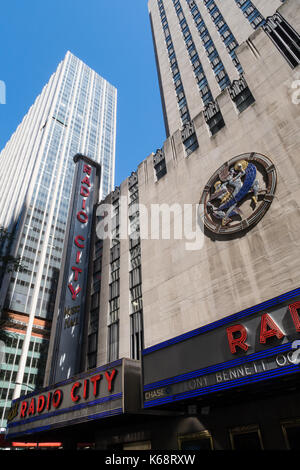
xmin=0 ymin=80 xmax=6 ymax=104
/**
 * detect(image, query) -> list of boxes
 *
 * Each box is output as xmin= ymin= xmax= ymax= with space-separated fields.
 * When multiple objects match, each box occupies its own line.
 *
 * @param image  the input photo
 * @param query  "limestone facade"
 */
xmin=93 ymin=0 xmax=300 ymax=365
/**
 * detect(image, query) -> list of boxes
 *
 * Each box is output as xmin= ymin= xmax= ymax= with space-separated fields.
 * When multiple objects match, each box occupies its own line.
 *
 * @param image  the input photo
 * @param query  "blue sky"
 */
xmin=0 ymin=0 xmax=166 ymax=187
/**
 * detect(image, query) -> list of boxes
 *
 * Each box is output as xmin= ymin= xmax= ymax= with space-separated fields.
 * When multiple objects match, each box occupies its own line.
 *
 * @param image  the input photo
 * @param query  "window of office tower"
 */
xmin=202 ymin=0 xmax=243 ymax=74
xmin=233 ymin=0 xmax=265 ymax=29
xmin=183 ymin=0 xmax=231 ymax=90
xmin=263 ymin=13 xmax=300 ymax=69
xmin=108 ymin=190 xmax=120 ymax=363
xmin=157 ymin=0 xmax=191 ymax=126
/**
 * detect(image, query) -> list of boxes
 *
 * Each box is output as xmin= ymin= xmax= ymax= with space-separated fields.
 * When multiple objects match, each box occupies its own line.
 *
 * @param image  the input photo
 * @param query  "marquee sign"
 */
xmin=49 ymin=154 xmax=100 ymax=384
xmin=142 ymin=289 xmax=300 ymax=408
xmin=200 ymin=153 xmax=277 ymax=235
xmin=6 ymin=359 xmax=141 ymax=440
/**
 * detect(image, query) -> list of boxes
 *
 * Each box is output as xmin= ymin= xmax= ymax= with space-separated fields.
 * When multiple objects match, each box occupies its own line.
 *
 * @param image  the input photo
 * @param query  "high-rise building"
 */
xmin=5 ymin=0 xmax=300 ymax=451
xmin=148 ymin=0 xmax=299 ymax=137
xmin=0 ymin=51 xmax=117 ymax=430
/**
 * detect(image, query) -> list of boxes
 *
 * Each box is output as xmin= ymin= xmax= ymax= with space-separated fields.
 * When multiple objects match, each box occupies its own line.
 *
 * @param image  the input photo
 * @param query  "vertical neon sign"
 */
xmin=50 ymin=154 xmax=101 ymax=383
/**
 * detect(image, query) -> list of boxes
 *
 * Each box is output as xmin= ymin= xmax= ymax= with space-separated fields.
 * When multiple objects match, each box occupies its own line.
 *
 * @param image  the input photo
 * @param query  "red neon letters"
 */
xmin=19 ymin=370 xmax=117 ymax=418
xmin=289 ymin=301 xmax=300 ymax=332
xmin=226 ymin=324 xmax=249 ymax=354
xmin=71 ymin=382 xmax=81 ymax=403
xmin=76 ymin=165 xmax=92 ymax=225
xmin=68 ymin=284 xmax=81 ymax=301
xmin=68 ymin=164 xmax=92 ymax=301
xmin=74 ymin=235 xmax=85 ymax=249
xmin=259 ymin=313 xmax=284 ymax=344
xmin=105 ymin=369 xmax=117 ymax=392
xmin=20 ymin=390 xmax=63 ymax=418
xmin=37 ymin=395 xmax=46 ymax=413
xmin=227 ymin=302 xmax=300 ymax=354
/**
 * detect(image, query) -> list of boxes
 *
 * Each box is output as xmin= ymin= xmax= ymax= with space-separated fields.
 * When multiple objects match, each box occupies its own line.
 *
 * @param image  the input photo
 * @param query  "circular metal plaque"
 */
xmin=200 ymin=153 xmax=277 ymax=235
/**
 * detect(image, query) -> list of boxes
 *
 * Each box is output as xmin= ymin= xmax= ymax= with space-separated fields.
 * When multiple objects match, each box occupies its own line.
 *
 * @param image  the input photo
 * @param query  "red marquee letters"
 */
xmin=259 ymin=313 xmax=284 ymax=344
xmin=226 ymin=324 xmax=249 ymax=354
xmin=27 ymin=398 xmax=35 ymax=416
xmin=18 ymin=370 xmax=117 ymax=420
xmin=227 ymin=302 xmax=300 ymax=354
xmin=20 ymin=401 xmax=27 ymax=418
xmin=289 ymin=301 xmax=300 ymax=332
xmin=37 ymin=395 xmax=45 ymax=413
xmin=52 ymin=390 xmax=63 ymax=409
xmin=105 ymin=369 xmax=117 ymax=392
xmin=71 ymin=382 xmax=81 ymax=403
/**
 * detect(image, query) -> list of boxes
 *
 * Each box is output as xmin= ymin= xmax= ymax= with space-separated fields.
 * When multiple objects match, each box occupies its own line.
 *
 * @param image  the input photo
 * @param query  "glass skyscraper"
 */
xmin=0 ymin=51 xmax=117 ymax=430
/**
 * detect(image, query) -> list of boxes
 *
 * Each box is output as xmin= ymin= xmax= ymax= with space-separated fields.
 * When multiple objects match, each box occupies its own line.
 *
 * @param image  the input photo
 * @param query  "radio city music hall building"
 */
xmin=5 ymin=0 xmax=300 ymax=451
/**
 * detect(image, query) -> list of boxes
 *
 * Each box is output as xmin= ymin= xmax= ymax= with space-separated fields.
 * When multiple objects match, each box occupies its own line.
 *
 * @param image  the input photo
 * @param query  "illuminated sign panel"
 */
xmin=142 ymin=290 xmax=300 ymax=408
xmin=6 ymin=359 xmax=141 ymax=440
xmin=50 ymin=154 xmax=100 ymax=384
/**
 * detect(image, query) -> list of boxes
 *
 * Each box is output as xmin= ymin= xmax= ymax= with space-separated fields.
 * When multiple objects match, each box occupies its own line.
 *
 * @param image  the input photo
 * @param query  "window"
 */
xmin=234 ymin=0 xmax=265 ymax=29
xmin=211 ymin=57 xmax=220 ymax=68
xmin=227 ymin=41 xmax=238 ymax=52
xmin=179 ymin=105 xmax=188 ymax=116
xmin=263 ymin=13 xmax=300 ymax=68
xmin=87 ymin=332 xmax=98 ymax=369
xmin=91 ymin=292 xmax=100 ymax=310
xmin=155 ymin=159 xmax=167 ymax=180
xmin=183 ymin=132 xmax=198 ymax=156
xmin=245 ymin=6 xmax=255 ymax=16
xmin=129 ymin=267 xmax=142 ymax=289
xmin=216 ymin=70 xmax=226 ymax=82
xmin=109 ymin=280 xmax=120 ymax=300
xmin=178 ymin=11 xmax=184 ymax=21
xmin=128 ymin=179 xmax=144 ymax=362
xmin=130 ymin=311 xmax=144 ymax=360
xmin=217 ymin=19 xmax=225 ymax=30
xmin=233 ymin=86 xmax=255 ymax=112
xmin=110 ymin=244 xmax=120 ymax=263
xmin=87 ymin=352 xmax=96 ymax=370
xmin=207 ymin=111 xmax=225 ymax=135
xmin=178 ymin=431 xmax=213 ymax=450
xmin=200 ymin=85 xmax=210 ymax=98
xmin=204 ymin=103 xmax=225 ymax=136
xmin=108 ymin=322 xmax=119 ymax=362
xmin=229 ymin=77 xmax=255 ymax=113
xmin=153 ymin=149 xmax=167 ymax=181
xmin=229 ymin=425 xmax=264 ymax=450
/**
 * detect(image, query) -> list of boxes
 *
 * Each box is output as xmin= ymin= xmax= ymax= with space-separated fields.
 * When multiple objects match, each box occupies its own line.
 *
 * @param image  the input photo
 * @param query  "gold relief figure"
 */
xmin=207 ymin=160 xmax=260 ymax=227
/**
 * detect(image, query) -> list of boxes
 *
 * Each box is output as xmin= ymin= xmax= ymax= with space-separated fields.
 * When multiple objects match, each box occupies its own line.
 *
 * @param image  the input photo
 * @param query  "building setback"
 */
xmin=5 ymin=0 xmax=300 ymax=450
xmin=0 ymin=51 xmax=117 ymax=431
xmin=148 ymin=0 xmax=296 ymax=137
